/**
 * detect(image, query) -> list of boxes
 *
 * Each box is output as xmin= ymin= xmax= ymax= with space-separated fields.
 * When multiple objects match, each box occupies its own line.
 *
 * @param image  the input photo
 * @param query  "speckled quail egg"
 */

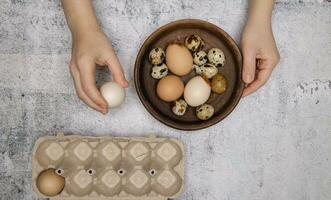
xmin=211 ymin=73 xmax=227 ymax=94
xmin=208 ymin=48 xmax=226 ymax=67
xmin=193 ymin=50 xmax=208 ymax=66
xmin=151 ymin=63 xmax=168 ymax=79
xmin=200 ymin=63 xmax=218 ymax=79
xmin=149 ymin=47 xmax=165 ymax=65
xmin=193 ymin=64 xmax=202 ymax=75
xmin=171 ymin=99 xmax=188 ymax=116
xmin=185 ymin=35 xmax=205 ymax=52
xmin=196 ymin=104 xmax=214 ymax=120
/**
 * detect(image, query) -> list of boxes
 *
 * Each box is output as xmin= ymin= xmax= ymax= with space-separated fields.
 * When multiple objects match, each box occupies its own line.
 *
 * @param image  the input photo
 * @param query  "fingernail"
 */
xmin=245 ymin=74 xmax=252 ymax=83
xmin=102 ymin=109 xmax=108 ymax=114
xmin=123 ymin=80 xmax=129 ymax=87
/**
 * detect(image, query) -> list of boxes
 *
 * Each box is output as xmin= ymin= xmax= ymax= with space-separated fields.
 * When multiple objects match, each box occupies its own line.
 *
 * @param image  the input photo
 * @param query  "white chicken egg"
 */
xmin=184 ymin=76 xmax=211 ymax=107
xmin=100 ymin=82 xmax=125 ymax=108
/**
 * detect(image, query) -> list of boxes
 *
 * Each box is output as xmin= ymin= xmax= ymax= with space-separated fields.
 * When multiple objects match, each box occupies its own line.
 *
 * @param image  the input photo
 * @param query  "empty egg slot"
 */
xmin=124 ymin=169 xmax=151 ymax=196
xmin=35 ymin=140 xmax=65 ymax=168
xmin=124 ymin=142 xmax=151 ymax=169
xmin=95 ymin=140 xmax=122 ymax=169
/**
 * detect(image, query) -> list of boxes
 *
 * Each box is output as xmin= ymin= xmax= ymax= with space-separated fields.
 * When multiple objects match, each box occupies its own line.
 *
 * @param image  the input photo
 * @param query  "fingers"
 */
xmin=105 ymin=51 xmax=129 ymax=88
xmin=242 ymin=67 xmax=273 ymax=97
xmin=70 ymin=62 xmax=107 ymax=114
xmin=241 ymin=46 xmax=280 ymax=97
xmin=76 ymin=57 xmax=109 ymax=111
xmin=242 ymin=49 xmax=256 ymax=84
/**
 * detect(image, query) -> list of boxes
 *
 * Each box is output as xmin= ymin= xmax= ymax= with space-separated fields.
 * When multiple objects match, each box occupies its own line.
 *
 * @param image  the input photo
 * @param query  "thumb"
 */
xmin=242 ymin=49 xmax=256 ymax=84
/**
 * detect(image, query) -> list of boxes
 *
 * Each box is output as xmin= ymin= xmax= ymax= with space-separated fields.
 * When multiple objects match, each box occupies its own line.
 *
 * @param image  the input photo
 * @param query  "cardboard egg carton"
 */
xmin=32 ymin=133 xmax=184 ymax=200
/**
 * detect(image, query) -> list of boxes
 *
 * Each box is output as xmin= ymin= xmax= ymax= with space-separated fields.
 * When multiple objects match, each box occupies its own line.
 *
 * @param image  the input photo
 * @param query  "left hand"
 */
xmin=240 ymin=20 xmax=280 ymax=97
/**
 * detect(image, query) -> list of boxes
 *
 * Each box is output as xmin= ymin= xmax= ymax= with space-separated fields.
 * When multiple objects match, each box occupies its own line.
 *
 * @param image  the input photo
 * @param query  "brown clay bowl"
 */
xmin=134 ymin=19 xmax=244 ymax=131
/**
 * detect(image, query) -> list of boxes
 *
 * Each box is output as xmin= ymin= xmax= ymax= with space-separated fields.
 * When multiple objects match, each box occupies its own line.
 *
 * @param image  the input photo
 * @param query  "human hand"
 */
xmin=241 ymin=20 xmax=280 ymax=97
xmin=69 ymin=29 xmax=128 ymax=114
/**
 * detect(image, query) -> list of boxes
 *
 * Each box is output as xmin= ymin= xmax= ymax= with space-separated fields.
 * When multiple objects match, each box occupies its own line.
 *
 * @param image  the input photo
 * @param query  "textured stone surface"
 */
xmin=0 ymin=0 xmax=331 ymax=200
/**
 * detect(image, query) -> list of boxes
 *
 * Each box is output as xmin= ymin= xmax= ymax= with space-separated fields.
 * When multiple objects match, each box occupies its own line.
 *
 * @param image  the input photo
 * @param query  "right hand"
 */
xmin=241 ymin=18 xmax=280 ymax=97
xmin=69 ymin=29 xmax=128 ymax=114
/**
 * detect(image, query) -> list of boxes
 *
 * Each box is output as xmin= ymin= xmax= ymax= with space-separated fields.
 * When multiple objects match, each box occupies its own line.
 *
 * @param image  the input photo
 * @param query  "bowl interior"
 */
xmin=134 ymin=19 xmax=244 ymax=130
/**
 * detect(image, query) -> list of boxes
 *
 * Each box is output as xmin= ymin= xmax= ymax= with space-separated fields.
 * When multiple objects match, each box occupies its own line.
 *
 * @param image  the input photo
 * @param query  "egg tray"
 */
xmin=32 ymin=133 xmax=184 ymax=200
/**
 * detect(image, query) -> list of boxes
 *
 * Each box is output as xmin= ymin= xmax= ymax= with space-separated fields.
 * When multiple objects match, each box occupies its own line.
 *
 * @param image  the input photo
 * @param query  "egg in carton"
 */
xmin=32 ymin=133 xmax=184 ymax=200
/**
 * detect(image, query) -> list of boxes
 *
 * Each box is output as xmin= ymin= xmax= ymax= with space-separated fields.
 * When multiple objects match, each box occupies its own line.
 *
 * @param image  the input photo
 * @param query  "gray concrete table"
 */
xmin=1 ymin=0 xmax=330 ymax=199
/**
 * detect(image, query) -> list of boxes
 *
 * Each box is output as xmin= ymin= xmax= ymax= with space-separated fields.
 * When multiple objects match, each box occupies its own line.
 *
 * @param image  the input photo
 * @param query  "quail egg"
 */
xmin=193 ymin=50 xmax=208 ymax=66
xmin=151 ymin=63 xmax=168 ymax=79
xmin=196 ymin=104 xmax=214 ymax=120
xmin=185 ymin=35 xmax=205 ymax=52
xmin=208 ymin=48 xmax=226 ymax=67
xmin=149 ymin=47 xmax=165 ymax=65
xmin=211 ymin=73 xmax=227 ymax=94
xmin=193 ymin=64 xmax=202 ymax=75
xmin=172 ymin=99 xmax=188 ymax=116
xmin=200 ymin=63 xmax=218 ymax=79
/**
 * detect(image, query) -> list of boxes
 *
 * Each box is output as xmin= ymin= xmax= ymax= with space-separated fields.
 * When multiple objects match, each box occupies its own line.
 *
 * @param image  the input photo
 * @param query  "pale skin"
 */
xmin=61 ymin=0 xmax=279 ymax=113
xmin=61 ymin=0 xmax=128 ymax=114
xmin=241 ymin=0 xmax=280 ymax=97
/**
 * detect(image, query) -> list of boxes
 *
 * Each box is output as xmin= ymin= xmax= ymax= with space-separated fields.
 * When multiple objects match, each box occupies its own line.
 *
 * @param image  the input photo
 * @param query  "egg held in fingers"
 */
xmin=100 ymin=82 xmax=126 ymax=108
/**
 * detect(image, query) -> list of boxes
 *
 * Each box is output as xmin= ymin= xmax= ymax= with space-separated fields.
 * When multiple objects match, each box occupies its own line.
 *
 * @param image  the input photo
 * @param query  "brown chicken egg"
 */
xmin=156 ymin=75 xmax=184 ymax=102
xmin=36 ymin=168 xmax=65 ymax=197
xmin=166 ymin=43 xmax=193 ymax=76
